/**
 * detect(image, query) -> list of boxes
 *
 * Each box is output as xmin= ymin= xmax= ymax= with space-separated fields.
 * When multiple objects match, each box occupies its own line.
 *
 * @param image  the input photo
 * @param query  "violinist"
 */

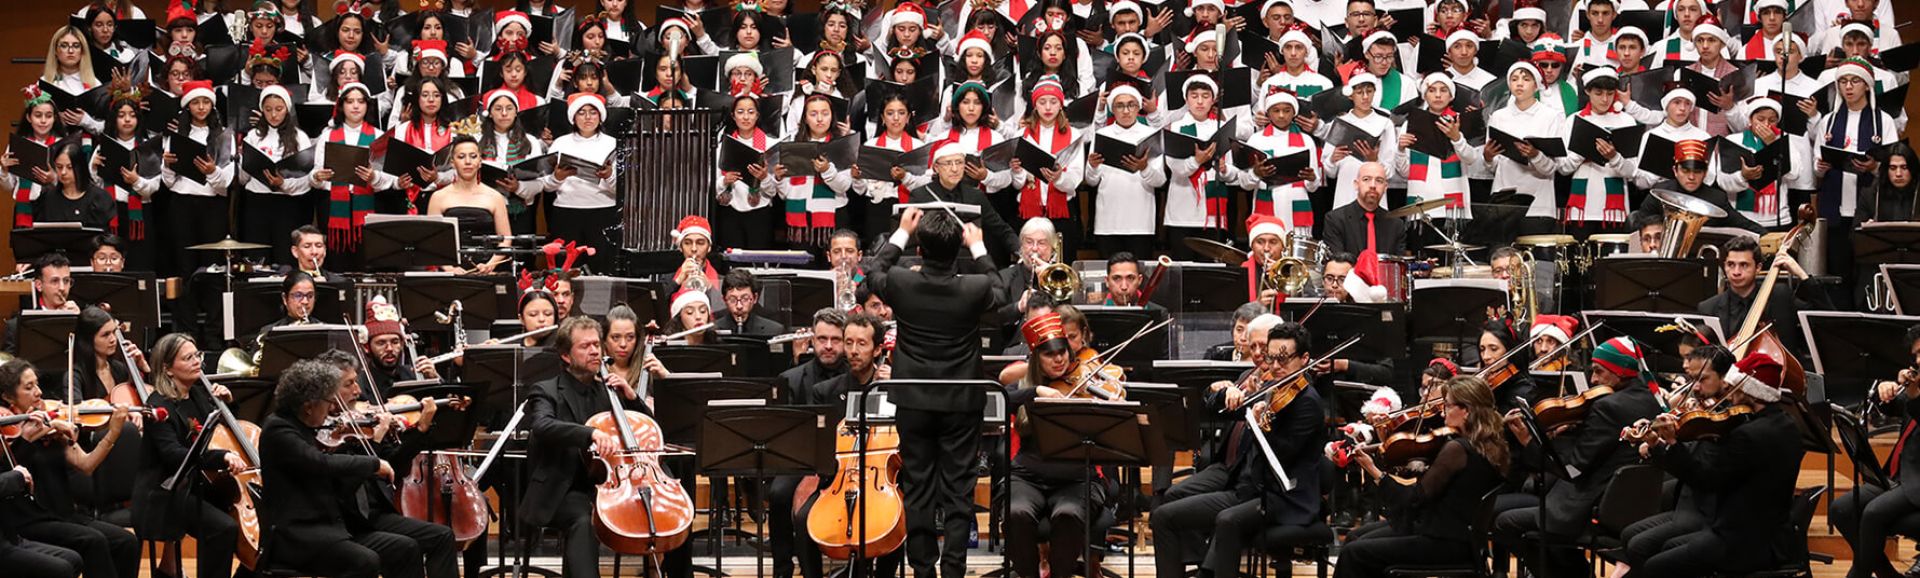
xmin=998 ymin=304 xmax=1089 ymax=382
xmin=1612 ymin=352 xmax=1802 ymax=578
xmin=792 ymin=312 xmax=904 ymax=578
xmin=1492 ymin=336 xmax=1660 ymax=578
xmin=0 ymin=359 xmax=137 ymax=578
xmin=1151 ymin=321 xmax=1325 ymax=578
xmin=132 ymin=334 xmax=242 ymax=578
xmin=1476 ymin=318 xmax=1540 ymax=412
xmin=521 ymin=316 xmax=689 ymax=578
xmin=256 ymin=360 xmax=404 ymax=578
xmin=360 ymin=297 xmax=439 ymax=392
xmin=771 ymin=309 xmax=848 ymax=578
xmin=1695 ymin=236 xmax=1827 ymax=364
xmin=1528 ymin=316 xmax=1581 ymax=373
xmin=1336 ymin=376 xmax=1510 ymax=578
xmin=311 ymin=350 xmax=457 ymax=578
xmin=1003 ymin=312 xmax=1119 ymax=578
xmin=1831 ymin=326 xmax=1920 ymax=578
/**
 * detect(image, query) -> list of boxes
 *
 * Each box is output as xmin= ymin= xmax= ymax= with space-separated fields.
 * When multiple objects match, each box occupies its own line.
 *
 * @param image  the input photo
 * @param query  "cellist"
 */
xmin=521 ymin=316 xmax=690 ymax=578
xmin=792 ymin=312 xmax=905 ymax=578
xmin=1001 ymin=311 xmax=1121 ymax=578
xmin=132 ymin=334 xmax=243 ymax=578
xmin=310 ymin=350 xmax=456 ymax=578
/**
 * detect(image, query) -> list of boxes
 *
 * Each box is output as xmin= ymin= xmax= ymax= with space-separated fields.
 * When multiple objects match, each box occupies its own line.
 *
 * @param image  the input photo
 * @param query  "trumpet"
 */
xmin=679 ymin=258 xmax=709 ymax=291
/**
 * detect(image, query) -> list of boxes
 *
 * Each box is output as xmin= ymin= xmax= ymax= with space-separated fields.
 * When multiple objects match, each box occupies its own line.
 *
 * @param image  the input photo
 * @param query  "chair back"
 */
xmin=1593 ymin=465 xmax=1664 ymax=536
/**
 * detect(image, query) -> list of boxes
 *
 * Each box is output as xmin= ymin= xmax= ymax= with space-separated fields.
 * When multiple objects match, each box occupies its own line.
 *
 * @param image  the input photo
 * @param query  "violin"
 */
xmin=1622 ymin=394 xmax=1757 ymax=445
xmin=804 ymin=420 xmax=907 ymax=560
xmin=1530 ymin=385 xmax=1615 ymax=432
xmin=1376 ymin=400 xmax=1442 ymax=434
xmin=40 ymin=399 xmax=167 ymax=428
xmin=1359 ymin=427 xmax=1456 ymax=470
xmin=1247 ymin=335 xmax=1365 ymax=430
xmin=1058 ymin=348 xmax=1126 ymax=401
xmin=586 ymin=357 xmax=695 ymax=557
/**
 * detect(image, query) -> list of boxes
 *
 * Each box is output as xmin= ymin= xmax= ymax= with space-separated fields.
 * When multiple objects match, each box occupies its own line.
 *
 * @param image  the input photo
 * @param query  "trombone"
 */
xmin=1032 ymin=233 xmax=1081 ymax=303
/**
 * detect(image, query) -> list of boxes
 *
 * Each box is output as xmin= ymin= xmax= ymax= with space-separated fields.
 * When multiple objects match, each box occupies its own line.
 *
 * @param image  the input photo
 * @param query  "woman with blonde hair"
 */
xmin=41 ymin=25 xmax=104 ymax=133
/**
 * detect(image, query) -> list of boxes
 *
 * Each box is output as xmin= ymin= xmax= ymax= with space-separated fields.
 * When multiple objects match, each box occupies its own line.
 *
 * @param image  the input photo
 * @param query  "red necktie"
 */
xmin=1892 ymin=421 xmax=1915 ymax=480
xmin=1365 ymin=210 xmax=1377 ymax=254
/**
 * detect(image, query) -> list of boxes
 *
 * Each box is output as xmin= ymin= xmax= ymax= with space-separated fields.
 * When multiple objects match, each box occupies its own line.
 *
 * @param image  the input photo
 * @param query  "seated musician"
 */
xmin=999 ymin=304 xmax=1092 ymax=384
xmin=257 ymin=360 xmax=408 ymax=578
xmin=260 ymin=272 xmax=318 ymax=341
xmin=1321 ymin=163 xmax=1407 ymax=259
xmin=550 ymin=274 xmax=577 ymax=322
xmin=1613 ymin=351 xmax=1802 ymax=577
xmin=86 ymin=234 xmax=123 ymax=273
xmin=0 ymin=461 xmax=82 ymax=578
xmin=488 ymin=289 xmax=558 ymax=349
xmin=3 ymin=253 xmax=78 ymax=354
xmin=361 ymin=297 xmax=439 ymax=392
xmin=999 ymin=294 xmax=1060 ymax=357
xmin=604 ymin=304 xmax=669 ymax=391
xmin=1833 ymin=326 xmax=1920 ymax=578
xmin=1419 ymin=359 xmax=1460 ymax=404
xmin=1493 ymin=337 xmax=1661 ymax=578
xmin=1320 ymin=253 xmax=1385 ymax=304
xmin=826 ymin=229 xmax=865 ymax=276
xmin=669 ymin=214 xmax=722 ymax=292
xmin=1477 ymin=318 xmax=1541 ymax=412
xmin=791 ymin=312 xmax=905 ymax=578
xmin=1529 ymin=315 xmax=1582 ymax=372
xmin=996 ymin=218 xmax=1057 ymax=324
xmin=134 ymin=333 xmax=243 ymax=578
xmin=311 ymin=350 xmax=457 ymax=578
xmin=666 ymin=288 xmax=721 ymax=346
xmin=1100 ymin=252 xmax=1167 ymax=317
xmin=717 ymin=270 xmax=784 ymax=336
xmin=771 ymin=309 xmax=847 ymax=578
xmin=1696 ymin=236 xmax=1828 ymax=364
xmin=1203 ymin=303 xmax=1268 ymax=361
xmin=1336 ymin=376 xmax=1511 ymax=578
xmin=0 ymin=359 xmax=138 ymax=578
xmin=521 ymin=316 xmax=689 ymax=578
xmin=1246 ymin=214 xmax=1288 ymax=308
xmin=1003 ymin=312 xmax=1119 ymax=578
xmin=1488 ymin=246 xmax=1520 ymax=286
xmin=1627 ymin=140 xmax=1767 ymax=235
xmin=286 ymin=225 xmax=345 ymax=282
xmin=855 ymin=282 xmax=893 ymax=322
xmin=1630 ymin=213 xmax=1666 ymax=254
xmin=1151 ymin=321 xmax=1325 ymax=578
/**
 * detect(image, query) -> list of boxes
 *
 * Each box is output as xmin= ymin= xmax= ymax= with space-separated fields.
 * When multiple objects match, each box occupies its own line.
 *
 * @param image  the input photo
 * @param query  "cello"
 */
xmin=1729 ymin=225 xmax=1810 ymax=398
xmin=197 ymin=374 xmax=264 ymax=569
xmin=804 ymin=419 xmax=907 ymax=560
xmin=586 ymin=356 xmax=695 ymax=558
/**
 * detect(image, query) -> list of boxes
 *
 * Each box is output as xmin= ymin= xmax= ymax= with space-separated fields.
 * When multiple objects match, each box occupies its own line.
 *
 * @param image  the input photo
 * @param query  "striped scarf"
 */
xmin=11 ymin=134 xmax=55 ymax=228
xmin=1567 ymin=177 xmax=1627 ymax=223
xmin=1549 ymin=81 xmax=1580 ymax=116
xmin=1019 ymin=124 xmax=1072 ymax=219
xmin=1732 ymin=130 xmax=1780 ymax=218
xmin=325 ymin=123 xmax=379 ymax=252
xmin=784 ymin=137 xmax=837 ymax=229
xmin=1406 ymin=109 xmax=1465 ymax=215
xmin=1741 ymin=32 xmax=1780 ymax=61
xmin=486 ymin=135 xmax=532 ymax=216
xmin=1252 ymin=125 xmax=1316 ymax=228
xmin=1377 ymin=72 xmax=1410 ymax=111
xmin=1178 ymin=115 xmax=1229 ymax=229
xmin=109 ymin=138 xmax=146 ymax=240
xmin=402 ymin=122 xmax=451 ymax=215
xmin=1660 ymin=34 xmax=1694 ymax=63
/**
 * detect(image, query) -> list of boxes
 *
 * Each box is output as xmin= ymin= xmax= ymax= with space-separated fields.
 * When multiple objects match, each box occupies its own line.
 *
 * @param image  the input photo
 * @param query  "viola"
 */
xmin=804 ymin=420 xmax=907 ymax=560
xmin=400 ymin=452 xmax=490 ymax=548
xmin=1361 ymin=427 xmax=1456 ymax=469
xmin=1530 ymin=385 xmax=1615 ymax=432
xmin=587 ymin=359 xmax=695 ymax=556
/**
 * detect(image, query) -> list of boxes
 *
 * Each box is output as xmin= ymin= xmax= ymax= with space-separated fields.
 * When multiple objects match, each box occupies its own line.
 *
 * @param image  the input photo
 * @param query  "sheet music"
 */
xmin=1244 ymin=407 xmax=1295 ymax=491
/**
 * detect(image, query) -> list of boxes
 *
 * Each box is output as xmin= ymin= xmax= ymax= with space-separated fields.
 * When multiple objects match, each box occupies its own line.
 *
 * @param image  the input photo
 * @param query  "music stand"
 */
xmin=1578 ymin=311 xmax=1726 ymax=374
xmin=1122 ymin=382 xmax=1193 ymax=495
xmin=1292 ymin=303 xmax=1408 ymax=360
xmin=1409 ymin=280 xmax=1504 ymax=352
xmin=714 ymin=335 xmax=789 ymax=378
xmin=232 ymin=278 xmax=352 ymax=339
xmin=653 ymin=345 xmax=748 ymax=377
xmin=1148 ymin=361 xmax=1249 ymax=466
xmin=258 ymin=324 xmax=358 ymax=379
xmin=362 ymin=215 xmax=461 ymax=270
xmin=650 ymin=376 xmax=781 ymax=447
xmin=1881 ymin=265 xmax=1920 ymax=316
xmin=1802 ymin=312 xmax=1917 ymax=396
xmin=697 ymin=402 xmax=834 ymax=578
xmin=219 ymin=378 xmax=278 ymax=423
xmin=15 ymin=310 xmax=78 ymax=370
xmin=1589 ymin=258 xmax=1716 ymax=313
xmin=395 ymin=273 xmax=513 ymax=332
xmin=69 ymin=272 xmax=163 ymax=333
xmin=1853 ymin=223 xmax=1920 ymax=272
xmin=1024 ymin=400 xmax=1159 ymax=576
xmin=768 ymin=274 xmax=834 ymax=323
xmin=1080 ymin=306 xmax=1170 ymax=372
xmin=570 ymin=276 xmax=667 ymax=321
xmin=981 ymin=355 xmax=1026 ymax=381
xmin=11 ymin=225 xmax=104 ymax=261
xmin=1175 ymin=265 xmax=1247 ymax=313
xmin=461 ymin=344 xmax=562 ymax=411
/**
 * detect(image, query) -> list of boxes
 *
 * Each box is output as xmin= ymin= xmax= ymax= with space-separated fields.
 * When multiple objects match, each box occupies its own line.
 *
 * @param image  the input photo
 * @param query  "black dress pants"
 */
xmin=161 ymin=194 xmax=229 ymax=273
xmin=1333 ymin=523 xmax=1474 ymax=578
xmin=369 ymin=511 xmax=459 ymax=578
xmin=0 ymin=539 xmax=82 ymax=578
xmin=239 ymin=192 xmax=311 ymax=268
xmin=17 ymin=517 xmax=137 ymax=578
xmin=1616 ymin=510 xmax=1707 ymax=568
xmin=304 ymin=530 xmax=424 ymax=578
xmin=1832 ymin=483 xmax=1920 ymax=578
xmin=1004 ymin=475 xmax=1104 ymax=578
xmin=546 ymin=487 xmax=694 ymax=578
xmin=1491 ymin=505 xmax=1586 ymax=578
xmin=1618 ymin=528 xmax=1728 ymax=578
xmin=770 ymin=474 xmax=802 ymax=578
xmin=1149 ymin=464 xmax=1265 ymax=578
xmin=895 ymin=407 xmax=981 ymax=578
xmin=168 ymin=499 xmax=240 ymax=578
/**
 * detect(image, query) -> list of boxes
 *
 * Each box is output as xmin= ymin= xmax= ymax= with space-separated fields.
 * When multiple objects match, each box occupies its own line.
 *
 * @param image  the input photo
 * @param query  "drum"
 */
xmin=1515 ymin=234 xmax=1576 ymax=271
xmin=1284 ymin=231 xmax=1325 ymax=265
xmin=1376 ymin=256 xmax=1411 ymax=302
xmin=1585 ymin=234 xmax=1632 ymax=270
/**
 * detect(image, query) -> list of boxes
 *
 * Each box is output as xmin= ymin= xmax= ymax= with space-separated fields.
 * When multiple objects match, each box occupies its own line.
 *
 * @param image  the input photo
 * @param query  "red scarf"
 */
xmin=12 ymin=134 xmax=54 ymax=228
xmin=874 ymin=132 xmax=915 ymax=202
xmin=402 ymin=121 xmax=452 ymax=214
xmin=1019 ymin=124 xmax=1072 ymax=219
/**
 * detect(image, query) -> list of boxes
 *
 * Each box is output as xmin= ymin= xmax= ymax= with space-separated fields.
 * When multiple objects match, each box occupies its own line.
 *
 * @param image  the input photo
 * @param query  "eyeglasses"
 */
xmin=724 ymin=295 xmax=756 ymax=305
xmin=934 ymin=159 xmax=966 ymax=167
xmin=289 ymin=291 xmax=316 ymax=301
xmin=1537 ymin=61 xmax=1564 ymax=68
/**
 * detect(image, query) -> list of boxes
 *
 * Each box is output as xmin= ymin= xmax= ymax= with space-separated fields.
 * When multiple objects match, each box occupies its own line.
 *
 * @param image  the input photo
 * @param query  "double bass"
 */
xmin=1729 ymin=225 xmax=1810 ymax=398
xmin=586 ymin=357 xmax=695 ymax=557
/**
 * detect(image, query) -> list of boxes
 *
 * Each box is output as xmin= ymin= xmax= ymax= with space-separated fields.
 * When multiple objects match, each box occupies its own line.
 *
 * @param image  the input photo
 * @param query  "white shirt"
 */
xmin=240 ymin=128 xmax=315 ymax=196
xmin=1084 ymin=121 xmax=1167 ymax=235
xmin=1486 ymin=100 xmax=1565 ymax=218
xmin=542 ymin=132 xmax=619 ymax=209
xmin=161 ymin=124 xmax=233 ymax=197
xmin=1317 ymin=109 xmax=1398 ymax=208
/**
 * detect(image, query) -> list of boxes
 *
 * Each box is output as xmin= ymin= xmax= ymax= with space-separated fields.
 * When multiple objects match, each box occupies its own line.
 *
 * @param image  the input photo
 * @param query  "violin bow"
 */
xmin=1063 ymin=317 xmax=1173 ymax=398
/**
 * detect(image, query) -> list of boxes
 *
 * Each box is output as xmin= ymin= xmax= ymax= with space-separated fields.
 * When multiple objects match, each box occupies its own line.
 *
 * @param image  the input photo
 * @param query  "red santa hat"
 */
xmin=888 ymin=2 xmax=926 ymax=29
xmin=670 ymin=287 xmax=710 ymax=318
xmin=567 ymin=92 xmax=608 ymax=121
xmin=413 ymin=39 xmax=449 ymax=63
xmin=1726 ymin=352 xmax=1785 ymax=403
xmin=672 ymin=215 xmax=713 ymax=241
xmin=1530 ymin=314 xmax=1578 ymax=345
xmin=957 ymin=31 xmax=995 ymax=64
xmin=1246 ymin=213 xmax=1286 ymax=245
xmin=180 ymin=80 xmax=215 ymax=105
xmin=494 ymin=10 xmax=532 ymax=37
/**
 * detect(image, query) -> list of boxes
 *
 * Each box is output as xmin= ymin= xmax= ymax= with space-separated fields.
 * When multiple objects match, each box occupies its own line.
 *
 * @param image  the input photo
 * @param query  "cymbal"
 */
xmin=1386 ymin=198 xmax=1454 ymax=218
xmin=187 ymin=237 xmax=271 ymax=251
xmin=1183 ymin=238 xmax=1248 ymax=266
xmin=1424 ymin=243 xmax=1486 ymax=253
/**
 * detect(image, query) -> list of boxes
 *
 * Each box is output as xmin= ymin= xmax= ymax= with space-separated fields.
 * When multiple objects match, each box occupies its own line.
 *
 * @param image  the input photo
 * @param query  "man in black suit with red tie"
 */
xmin=862 ymin=207 xmax=1005 ymax=578
xmin=1321 ymin=162 xmax=1408 ymax=259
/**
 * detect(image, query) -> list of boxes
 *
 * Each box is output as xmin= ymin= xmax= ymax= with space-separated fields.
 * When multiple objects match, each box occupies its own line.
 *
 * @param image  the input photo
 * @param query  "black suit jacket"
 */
xmin=718 ymin=313 xmax=785 ymax=336
xmin=1321 ymin=202 xmax=1408 ymax=257
xmin=1653 ymin=404 xmax=1803 ymax=571
xmin=861 ymin=240 xmax=1004 ymax=411
xmin=519 ymin=371 xmax=616 ymax=528
xmin=1205 ymin=370 xmax=1326 ymax=525
xmin=779 ymin=358 xmax=846 ymax=402
xmin=1523 ymin=381 xmax=1660 ymax=535
xmin=259 ymin=412 xmax=382 ymax=569
xmin=906 ymin=180 xmax=1020 ymax=259
xmin=1697 ymin=280 xmax=1827 ymax=365
xmin=133 ymin=388 xmax=232 ymax=540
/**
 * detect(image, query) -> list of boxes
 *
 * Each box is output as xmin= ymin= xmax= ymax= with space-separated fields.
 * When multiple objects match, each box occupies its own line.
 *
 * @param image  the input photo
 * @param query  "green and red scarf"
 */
xmin=1732 ymin=130 xmax=1781 ymax=218
xmin=12 ymin=134 xmax=55 ymax=228
xmin=325 ymin=123 xmax=379 ymax=252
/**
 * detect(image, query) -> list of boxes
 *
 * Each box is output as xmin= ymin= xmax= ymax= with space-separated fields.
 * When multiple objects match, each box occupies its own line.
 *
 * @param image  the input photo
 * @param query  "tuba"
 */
xmin=1033 ymin=233 xmax=1081 ymax=303
xmin=1508 ymin=251 xmax=1537 ymax=326
xmin=1651 ymin=190 xmax=1727 ymax=259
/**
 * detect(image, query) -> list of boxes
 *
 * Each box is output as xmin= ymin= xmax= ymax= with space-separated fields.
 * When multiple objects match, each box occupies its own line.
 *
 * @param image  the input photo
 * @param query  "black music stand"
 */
xmin=232 ymin=279 xmax=351 ymax=339
xmin=777 ymin=275 xmax=835 ymax=323
xmin=1803 ymin=312 xmax=1917 ymax=398
xmin=363 ymin=215 xmax=462 ymax=270
xmin=653 ymin=345 xmax=748 ymax=377
xmin=1293 ymin=303 xmax=1408 ymax=360
xmin=462 ymin=345 xmax=562 ymax=415
xmin=1578 ymin=311 xmax=1725 ymax=374
xmin=1080 ymin=306 xmax=1170 ymax=372
xmin=698 ymin=403 xmax=834 ymax=578
xmin=258 ymin=325 xmax=358 ymax=380
xmin=11 ymin=225 xmax=104 ymax=261
xmin=570 ymin=276 xmax=667 ymax=321
xmin=15 ymin=310 xmax=78 ymax=371
xmin=1151 ymin=362 xmax=1251 ymax=466
xmin=69 ymin=272 xmax=162 ymax=333
xmin=981 ymin=355 xmax=1026 ymax=381
xmin=1409 ymin=281 xmax=1504 ymax=353
xmin=395 ymin=274 xmax=513 ymax=332
xmin=1176 ymin=266 xmax=1248 ymax=313
xmin=715 ymin=335 xmax=790 ymax=377
xmin=220 ymin=378 xmax=278 ymax=423
xmin=1881 ymin=265 xmax=1920 ymax=316
xmin=1589 ymin=258 xmax=1716 ymax=313
xmin=1853 ymin=225 xmax=1920 ymax=272
xmin=651 ymin=377 xmax=782 ymax=447
xmin=1024 ymin=400 xmax=1159 ymax=577
xmin=1122 ymin=383 xmax=1194 ymax=495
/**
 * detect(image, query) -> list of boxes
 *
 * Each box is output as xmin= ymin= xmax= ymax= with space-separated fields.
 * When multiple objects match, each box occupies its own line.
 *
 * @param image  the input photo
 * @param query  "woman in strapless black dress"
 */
xmin=427 ymin=136 xmax=514 ymax=274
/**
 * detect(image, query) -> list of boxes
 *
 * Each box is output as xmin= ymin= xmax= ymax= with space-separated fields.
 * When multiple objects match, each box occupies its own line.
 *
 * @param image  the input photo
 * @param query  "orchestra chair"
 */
xmin=253 ymin=526 xmax=325 ymax=578
xmin=1249 ymin=458 xmax=1341 ymax=578
xmin=1382 ymin=489 xmax=1505 ymax=578
xmin=1709 ymin=485 xmax=1831 ymax=577
xmin=1505 ymin=464 xmax=1663 ymax=575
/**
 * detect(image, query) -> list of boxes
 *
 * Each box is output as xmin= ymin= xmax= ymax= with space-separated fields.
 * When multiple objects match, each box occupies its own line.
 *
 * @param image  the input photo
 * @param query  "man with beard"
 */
xmin=359 ymin=296 xmax=440 ymax=391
